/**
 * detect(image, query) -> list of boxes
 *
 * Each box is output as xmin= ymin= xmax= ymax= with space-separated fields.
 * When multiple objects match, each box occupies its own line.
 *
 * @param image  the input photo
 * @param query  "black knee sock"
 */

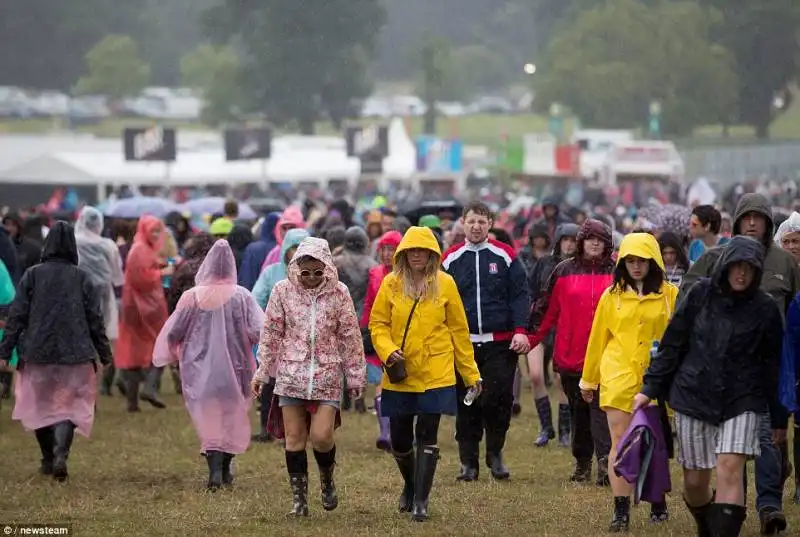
xmin=285 ymin=449 xmax=308 ymax=474
xmin=313 ymin=445 xmax=336 ymax=469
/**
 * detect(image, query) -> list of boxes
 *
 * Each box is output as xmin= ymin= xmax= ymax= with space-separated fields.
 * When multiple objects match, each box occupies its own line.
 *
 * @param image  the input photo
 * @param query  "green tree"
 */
xmin=415 ymin=37 xmax=454 ymax=133
xmin=699 ymin=0 xmax=800 ymax=138
xmin=451 ymin=45 xmax=512 ymax=97
xmin=180 ymin=45 xmax=243 ymax=126
xmin=535 ymin=0 xmax=738 ymax=135
xmin=204 ymin=0 xmax=385 ymax=134
xmin=75 ymin=35 xmax=150 ymax=99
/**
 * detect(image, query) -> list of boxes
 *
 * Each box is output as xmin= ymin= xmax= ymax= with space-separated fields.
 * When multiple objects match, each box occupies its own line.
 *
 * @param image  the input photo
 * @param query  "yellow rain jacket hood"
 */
xmin=368 ymin=226 xmax=480 ymax=393
xmin=580 ymin=233 xmax=679 ymax=412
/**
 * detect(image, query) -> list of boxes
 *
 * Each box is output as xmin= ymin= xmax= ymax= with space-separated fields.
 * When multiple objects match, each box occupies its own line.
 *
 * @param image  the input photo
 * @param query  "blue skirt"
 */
xmin=381 ymin=386 xmax=457 ymax=418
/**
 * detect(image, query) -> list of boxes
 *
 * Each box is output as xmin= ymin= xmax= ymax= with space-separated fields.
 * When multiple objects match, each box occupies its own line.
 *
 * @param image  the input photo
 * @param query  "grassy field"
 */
xmin=1 ymin=375 xmax=798 ymax=537
xmin=1 ymin=106 xmax=800 ymax=149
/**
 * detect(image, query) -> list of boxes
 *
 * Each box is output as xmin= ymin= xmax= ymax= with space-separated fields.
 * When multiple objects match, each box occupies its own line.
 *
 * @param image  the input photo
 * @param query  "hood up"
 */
xmin=133 ymin=215 xmax=165 ymax=251
xmin=617 ymin=233 xmax=666 ymax=272
xmin=394 ymin=226 xmax=441 ymax=262
xmin=280 ymin=228 xmax=311 ymax=267
xmin=733 ymin=193 xmax=774 ymax=247
xmin=343 ymin=226 xmax=369 ymax=254
xmin=575 ymin=218 xmax=613 ymax=262
xmin=377 ymin=230 xmax=403 ymax=250
xmin=276 ymin=206 xmax=306 ymax=243
xmin=260 ymin=212 xmax=281 ymax=243
xmin=76 ymin=206 xmax=104 ymax=236
xmin=41 ymin=221 xmax=77 ymax=265
xmin=552 ymin=223 xmax=579 ymax=256
xmin=773 ymin=211 xmax=800 ymax=247
xmin=195 ymin=239 xmax=237 ymax=285
xmin=287 ymin=236 xmax=338 ymax=292
xmin=711 ymin=235 xmax=765 ymax=295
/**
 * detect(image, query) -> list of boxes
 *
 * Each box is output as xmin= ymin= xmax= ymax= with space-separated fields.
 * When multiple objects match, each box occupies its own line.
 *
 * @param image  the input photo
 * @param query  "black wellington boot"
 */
xmin=533 ymin=397 xmax=555 ymax=447
xmin=486 ymin=452 xmax=510 ymax=480
xmin=685 ymin=496 xmax=713 ymax=537
xmin=123 ymin=369 xmax=141 ymax=412
xmin=609 ymin=496 xmax=631 ymax=533
xmin=205 ymin=450 xmax=224 ymax=491
xmin=710 ymin=503 xmax=746 ymax=537
xmin=393 ymin=449 xmax=415 ymax=512
xmin=569 ymin=458 xmax=592 ymax=482
xmin=456 ymin=442 xmax=479 ymax=482
xmin=99 ymin=363 xmax=114 ymax=396
xmin=35 ymin=426 xmax=55 ymax=475
xmin=288 ymin=473 xmax=310 ymax=516
xmin=412 ymin=446 xmax=440 ymax=522
xmin=140 ymin=366 xmax=166 ymax=409
xmin=221 ymin=453 xmax=234 ymax=487
xmin=52 ymin=421 xmax=75 ymax=482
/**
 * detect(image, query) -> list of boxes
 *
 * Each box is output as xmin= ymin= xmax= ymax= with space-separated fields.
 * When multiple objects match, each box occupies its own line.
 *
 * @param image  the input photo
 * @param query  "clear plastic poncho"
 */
xmin=153 ymin=240 xmax=264 ymax=454
xmin=774 ymin=211 xmax=800 ymax=247
xmin=75 ymin=207 xmax=124 ymax=340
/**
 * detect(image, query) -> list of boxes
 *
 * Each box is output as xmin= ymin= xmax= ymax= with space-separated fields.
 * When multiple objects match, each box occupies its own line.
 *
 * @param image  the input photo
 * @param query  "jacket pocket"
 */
xmin=316 ymin=352 xmax=342 ymax=365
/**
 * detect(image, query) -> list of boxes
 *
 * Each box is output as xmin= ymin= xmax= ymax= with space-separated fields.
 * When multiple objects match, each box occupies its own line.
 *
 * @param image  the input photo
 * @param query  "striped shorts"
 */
xmin=675 ymin=411 xmax=760 ymax=470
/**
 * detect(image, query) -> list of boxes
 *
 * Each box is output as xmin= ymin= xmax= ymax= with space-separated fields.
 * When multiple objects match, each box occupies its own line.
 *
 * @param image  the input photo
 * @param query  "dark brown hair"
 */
xmin=462 ymin=201 xmax=494 ymax=221
xmin=223 ymin=199 xmax=239 ymax=218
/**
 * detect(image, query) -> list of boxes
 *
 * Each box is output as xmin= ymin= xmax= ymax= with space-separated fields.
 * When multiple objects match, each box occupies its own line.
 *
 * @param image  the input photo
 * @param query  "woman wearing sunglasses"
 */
xmin=251 ymin=237 xmax=365 ymax=517
xmin=369 ymin=226 xmax=481 ymax=522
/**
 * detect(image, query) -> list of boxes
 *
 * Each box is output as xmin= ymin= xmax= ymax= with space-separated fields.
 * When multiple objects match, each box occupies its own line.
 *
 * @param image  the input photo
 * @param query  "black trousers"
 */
xmin=390 ymin=414 xmax=442 ymax=453
xmin=560 ymin=372 xmax=611 ymax=463
xmin=455 ymin=341 xmax=518 ymax=463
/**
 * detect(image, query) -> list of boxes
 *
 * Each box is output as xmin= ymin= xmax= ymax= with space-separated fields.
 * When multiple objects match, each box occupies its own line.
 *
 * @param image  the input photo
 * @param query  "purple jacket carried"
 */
xmin=613 ymin=405 xmax=671 ymax=505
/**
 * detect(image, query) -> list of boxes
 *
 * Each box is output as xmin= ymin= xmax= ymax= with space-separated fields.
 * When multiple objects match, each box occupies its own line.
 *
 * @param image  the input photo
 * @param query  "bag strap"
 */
xmin=400 ymin=298 xmax=420 ymax=351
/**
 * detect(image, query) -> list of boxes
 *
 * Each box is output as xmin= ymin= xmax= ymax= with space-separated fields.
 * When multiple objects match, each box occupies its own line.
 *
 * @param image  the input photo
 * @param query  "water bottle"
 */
xmin=463 ymin=380 xmax=482 ymax=406
xmin=650 ymin=340 xmax=660 ymax=360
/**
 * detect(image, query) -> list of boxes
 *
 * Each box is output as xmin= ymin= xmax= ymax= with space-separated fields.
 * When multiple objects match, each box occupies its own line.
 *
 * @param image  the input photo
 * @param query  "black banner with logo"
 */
xmin=123 ymin=127 xmax=177 ymax=162
xmin=345 ymin=124 xmax=389 ymax=174
xmin=224 ymin=127 xmax=272 ymax=161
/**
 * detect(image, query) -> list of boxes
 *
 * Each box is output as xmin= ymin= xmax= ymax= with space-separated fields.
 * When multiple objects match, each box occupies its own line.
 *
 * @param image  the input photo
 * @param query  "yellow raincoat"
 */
xmin=368 ymin=227 xmax=480 ymax=393
xmin=580 ymin=233 xmax=678 ymax=412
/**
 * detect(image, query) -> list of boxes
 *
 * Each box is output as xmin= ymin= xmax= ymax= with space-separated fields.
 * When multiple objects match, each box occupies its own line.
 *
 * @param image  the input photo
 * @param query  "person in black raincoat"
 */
xmin=2 ymin=214 xmax=42 ymax=280
xmin=635 ymin=236 xmax=784 ymax=537
xmin=0 ymin=221 xmax=112 ymax=482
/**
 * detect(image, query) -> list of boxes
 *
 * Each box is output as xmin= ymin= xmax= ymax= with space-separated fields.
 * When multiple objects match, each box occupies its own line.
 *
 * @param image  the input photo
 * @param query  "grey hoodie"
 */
xmin=680 ymin=193 xmax=800 ymax=318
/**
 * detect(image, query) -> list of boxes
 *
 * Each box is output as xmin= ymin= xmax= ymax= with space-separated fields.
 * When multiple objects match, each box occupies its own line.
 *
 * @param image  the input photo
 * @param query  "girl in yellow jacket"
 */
xmin=369 ymin=226 xmax=481 ymax=523
xmin=579 ymin=233 xmax=678 ymax=532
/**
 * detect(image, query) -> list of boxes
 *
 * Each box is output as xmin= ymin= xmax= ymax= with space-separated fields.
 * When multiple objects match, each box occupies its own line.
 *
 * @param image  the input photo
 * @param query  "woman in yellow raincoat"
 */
xmin=369 ymin=226 xmax=481 ymax=523
xmin=579 ymin=233 xmax=678 ymax=532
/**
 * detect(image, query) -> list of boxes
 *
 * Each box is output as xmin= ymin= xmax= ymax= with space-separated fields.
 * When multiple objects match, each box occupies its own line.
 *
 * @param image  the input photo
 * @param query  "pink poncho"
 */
xmin=153 ymin=240 xmax=264 ymax=455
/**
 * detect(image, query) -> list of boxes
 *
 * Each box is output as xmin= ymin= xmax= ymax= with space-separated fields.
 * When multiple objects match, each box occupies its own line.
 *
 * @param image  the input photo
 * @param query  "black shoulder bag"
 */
xmin=385 ymin=297 xmax=419 ymax=384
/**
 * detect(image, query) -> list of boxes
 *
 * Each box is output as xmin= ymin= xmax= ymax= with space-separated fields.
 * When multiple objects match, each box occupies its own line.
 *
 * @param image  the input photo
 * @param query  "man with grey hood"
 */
xmin=680 ymin=192 xmax=800 ymax=535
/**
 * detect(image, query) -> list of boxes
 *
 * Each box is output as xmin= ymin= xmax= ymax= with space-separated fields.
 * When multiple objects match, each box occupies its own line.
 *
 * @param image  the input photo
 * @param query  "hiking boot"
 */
xmin=393 ymin=450 xmax=415 ymax=512
xmin=569 ymin=458 xmax=592 ymax=483
xmin=288 ymin=473 xmax=309 ymax=516
xmin=609 ymin=496 xmax=630 ymax=532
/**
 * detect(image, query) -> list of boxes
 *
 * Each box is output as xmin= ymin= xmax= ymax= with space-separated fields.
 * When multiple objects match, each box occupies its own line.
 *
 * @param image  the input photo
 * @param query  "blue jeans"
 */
xmin=754 ymin=411 xmax=783 ymax=512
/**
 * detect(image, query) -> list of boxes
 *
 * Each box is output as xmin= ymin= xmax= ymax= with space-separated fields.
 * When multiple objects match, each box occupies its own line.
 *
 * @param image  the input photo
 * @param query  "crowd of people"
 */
xmin=1 ymin=190 xmax=800 ymax=537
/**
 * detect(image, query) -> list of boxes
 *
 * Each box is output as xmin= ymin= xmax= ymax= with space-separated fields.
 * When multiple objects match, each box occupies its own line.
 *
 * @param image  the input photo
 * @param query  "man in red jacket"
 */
xmin=528 ymin=219 xmax=615 ymax=485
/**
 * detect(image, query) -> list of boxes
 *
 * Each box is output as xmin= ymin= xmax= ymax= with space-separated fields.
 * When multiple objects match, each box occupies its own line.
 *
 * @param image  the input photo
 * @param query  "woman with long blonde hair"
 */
xmin=369 ymin=226 xmax=481 ymax=522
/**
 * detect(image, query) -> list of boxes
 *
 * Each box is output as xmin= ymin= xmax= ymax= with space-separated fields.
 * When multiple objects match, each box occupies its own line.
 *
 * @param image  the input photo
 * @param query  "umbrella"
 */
xmin=180 ymin=197 xmax=257 ymax=220
xmin=402 ymin=199 xmax=463 ymax=226
xmin=104 ymin=197 xmax=182 ymax=219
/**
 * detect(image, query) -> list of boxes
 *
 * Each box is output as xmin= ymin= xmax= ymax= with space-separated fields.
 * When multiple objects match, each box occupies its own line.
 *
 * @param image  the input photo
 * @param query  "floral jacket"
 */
xmin=254 ymin=237 xmax=366 ymax=401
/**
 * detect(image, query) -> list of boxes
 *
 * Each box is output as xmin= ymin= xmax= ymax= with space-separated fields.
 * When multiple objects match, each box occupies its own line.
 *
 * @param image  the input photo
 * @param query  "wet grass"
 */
xmin=0 ymin=378 xmax=798 ymax=536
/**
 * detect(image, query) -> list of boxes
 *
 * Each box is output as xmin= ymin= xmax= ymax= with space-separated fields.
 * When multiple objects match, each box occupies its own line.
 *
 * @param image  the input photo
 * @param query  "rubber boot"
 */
xmin=412 ymin=446 xmax=440 ymax=522
xmin=288 ymin=473 xmax=309 ymax=516
xmin=252 ymin=382 xmax=274 ymax=442
xmin=100 ymin=363 xmax=115 ymax=396
xmin=709 ymin=503 xmax=746 ymax=537
xmin=557 ymin=403 xmax=571 ymax=448
xmin=393 ymin=449 xmax=415 ymax=512
xmin=486 ymin=452 xmax=510 ymax=480
xmin=609 ymin=496 xmax=630 ymax=532
xmin=596 ymin=455 xmax=610 ymax=487
xmin=123 ymin=369 xmax=141 ymax=412
xmin=685 ymin=496 xmax=713 ymax=537
xmin=456 ymin=442 xmax=479 ymax=481
xmin=170 ymin=364 xmax=182 ymax=395
xmin=35 ymin=426 xmax=55 ymax=475
xmin=205 ymin=450 xmax=224 ymax=491
xmin=319 ymin=463 xmax=338 ymax=511
xmin=569 ymin=458 xmax=592 ymax=482
xmin=375 ymin=396 xmax=391 ymax=452
xmin=221 ymin=453 xmax=234 ymax=487
xmin=0 ymin=370 xmax=11 ymax=400
xmin=52 ymin=421 xmax=75 ymax=482
xmin=533 ymin=396 xmax=555 ymax=447
xmin=140 ymin=366 xmax=166 ymax=409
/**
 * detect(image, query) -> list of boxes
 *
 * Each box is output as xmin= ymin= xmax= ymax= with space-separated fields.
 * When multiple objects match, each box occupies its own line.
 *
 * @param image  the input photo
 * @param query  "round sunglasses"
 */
xmin=300 ymin=269 xmax=325 ymax=278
